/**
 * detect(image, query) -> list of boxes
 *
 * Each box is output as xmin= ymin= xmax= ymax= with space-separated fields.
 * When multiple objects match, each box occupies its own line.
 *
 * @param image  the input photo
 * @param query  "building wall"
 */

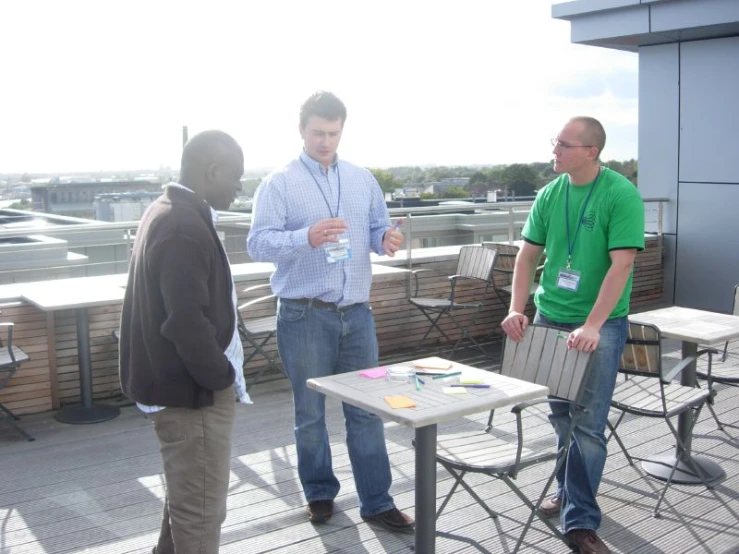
xmin=639 ymin=36 xmax=739 ymax=311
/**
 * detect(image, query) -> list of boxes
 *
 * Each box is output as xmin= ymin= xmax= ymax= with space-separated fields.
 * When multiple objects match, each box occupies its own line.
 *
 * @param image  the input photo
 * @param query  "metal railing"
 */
xmin=0 ymin=198 xmax=667 ymax=284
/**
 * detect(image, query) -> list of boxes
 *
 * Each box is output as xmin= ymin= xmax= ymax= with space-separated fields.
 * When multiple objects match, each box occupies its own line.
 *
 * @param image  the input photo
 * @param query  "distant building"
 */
xmin=422 ymin=177 xmax=470 ymax=196
xmin=31 ymin=180 xmax=163 ymax=219
xmin=94 ymin=191 xmax=162 ymax=222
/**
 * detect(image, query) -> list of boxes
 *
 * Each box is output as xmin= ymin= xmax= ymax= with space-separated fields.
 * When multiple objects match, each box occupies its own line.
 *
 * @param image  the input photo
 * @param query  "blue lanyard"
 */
xmin=565 ymin=169 xmax=600 ymax=270
xmin=300 ymin=159 xmax=341 ymax=218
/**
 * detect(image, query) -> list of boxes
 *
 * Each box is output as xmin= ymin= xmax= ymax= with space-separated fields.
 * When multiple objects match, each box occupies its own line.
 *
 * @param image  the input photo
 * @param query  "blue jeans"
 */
xmin=534 ymin=312 xmax=628 ymax=533
xmin=276 ymin=299 xmax=395 ymax=518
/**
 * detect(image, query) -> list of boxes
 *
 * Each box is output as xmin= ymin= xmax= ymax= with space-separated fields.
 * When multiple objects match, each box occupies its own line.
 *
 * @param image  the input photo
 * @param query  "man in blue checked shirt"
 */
xmin=247 ymin=91 xmax=412 ymax=533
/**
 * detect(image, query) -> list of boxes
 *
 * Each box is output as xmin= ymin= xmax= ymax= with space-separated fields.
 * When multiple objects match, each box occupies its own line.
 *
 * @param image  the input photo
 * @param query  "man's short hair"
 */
xmin=300 ymin=91 xmax=347 ymax=128
xmin=180 ymin=130 xmax=242 ymax=176
xmin=571 ymin=116 xmax=606 ymax=159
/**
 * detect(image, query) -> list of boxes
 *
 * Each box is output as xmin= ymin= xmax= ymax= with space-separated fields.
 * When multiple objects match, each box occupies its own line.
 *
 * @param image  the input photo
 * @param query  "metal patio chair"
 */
xmin=433 ymin=324 xmax=593 ymax=553
xmin=694 ymin=284 xmax=739 ymax=431
xmin=481 ymin=242 xmax=543 ymax=311
xmin=238 ymin=284 xmax=282 ymax=391
xmin=0 ymin=322 xmax=34 ymax=441
xmin=695 ymin=350 xmax=739 ymax=433
xmin=408 ymin=245 xmax=497 ymax=357
xmin=608 ymin=321 xmax=712 ymax=516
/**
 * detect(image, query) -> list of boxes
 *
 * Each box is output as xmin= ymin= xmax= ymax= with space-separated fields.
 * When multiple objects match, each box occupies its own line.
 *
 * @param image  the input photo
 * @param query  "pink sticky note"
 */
xmin=360 ymin=367 xmax=387 ymax=379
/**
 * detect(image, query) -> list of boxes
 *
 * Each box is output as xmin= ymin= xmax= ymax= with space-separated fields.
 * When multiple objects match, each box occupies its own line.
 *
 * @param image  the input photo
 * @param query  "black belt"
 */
xmin=281 ymin=298 xmax=358 ymax=311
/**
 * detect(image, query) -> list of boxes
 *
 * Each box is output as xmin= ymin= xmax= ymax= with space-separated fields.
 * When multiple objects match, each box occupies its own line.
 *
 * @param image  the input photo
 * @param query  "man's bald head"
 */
xmin=569 ymin=116 xmax=606 ymax=160
xmin=180 ymin=130 xmax=244 ymax=211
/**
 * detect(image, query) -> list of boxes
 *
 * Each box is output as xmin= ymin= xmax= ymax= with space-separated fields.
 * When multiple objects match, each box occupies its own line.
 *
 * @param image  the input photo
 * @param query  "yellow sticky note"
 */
xmin=442 ymin=386 xmax=467 ymax=394
xmin=384 ymin=395 xmax=417 ymax=409
xmin=459 ymin=375 xmax=483 ymax=385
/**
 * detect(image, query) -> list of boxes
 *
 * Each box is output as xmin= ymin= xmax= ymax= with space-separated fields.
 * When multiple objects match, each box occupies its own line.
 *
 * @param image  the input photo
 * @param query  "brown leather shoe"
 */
xmin=566 ymin=529 xmax=611 ymax=553
xmin=538 ymin=494 xmax=561 ymax=518
xmin=306 ymin=499 xmax=334 ymax=524
xmin=362 ymin=507 xmax=415 ymax=534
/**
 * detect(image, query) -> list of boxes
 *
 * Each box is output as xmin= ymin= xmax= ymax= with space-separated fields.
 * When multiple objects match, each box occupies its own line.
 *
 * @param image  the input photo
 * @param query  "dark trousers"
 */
xmin=152 ymin=387 xmax=235 ymax=554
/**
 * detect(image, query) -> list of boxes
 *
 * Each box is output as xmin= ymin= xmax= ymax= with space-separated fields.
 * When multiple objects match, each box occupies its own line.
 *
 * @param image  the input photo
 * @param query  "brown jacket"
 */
xmin=119 ymin=185 xmax=236 ymax=408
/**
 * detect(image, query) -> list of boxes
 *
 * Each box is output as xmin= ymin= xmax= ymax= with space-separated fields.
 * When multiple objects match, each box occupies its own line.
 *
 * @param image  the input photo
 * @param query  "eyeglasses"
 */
xmin=551 ymin=138 xmax=594 ymax=149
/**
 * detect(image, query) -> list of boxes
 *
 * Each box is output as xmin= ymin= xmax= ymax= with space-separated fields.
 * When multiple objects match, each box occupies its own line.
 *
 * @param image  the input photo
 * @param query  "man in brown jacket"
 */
xmin=119 ymin=130 xmax=245 ymax=553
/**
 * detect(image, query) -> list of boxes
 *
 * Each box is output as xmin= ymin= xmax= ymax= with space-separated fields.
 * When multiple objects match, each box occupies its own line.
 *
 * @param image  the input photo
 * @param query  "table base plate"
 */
xmin=55 ymin=404 xmax=121 ymax=424
xmin=642 ymin=453 xmax=725 ymax=485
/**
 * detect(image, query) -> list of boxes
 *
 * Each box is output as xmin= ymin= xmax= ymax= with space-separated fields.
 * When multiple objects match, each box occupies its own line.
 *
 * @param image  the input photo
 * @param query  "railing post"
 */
xmin=657 ymin=201 xmax=663 ymax=236
xmin=406 ymin=213 xmax=413 ymax=297
xmin=507 ymin=207 xmax=515 ymax=244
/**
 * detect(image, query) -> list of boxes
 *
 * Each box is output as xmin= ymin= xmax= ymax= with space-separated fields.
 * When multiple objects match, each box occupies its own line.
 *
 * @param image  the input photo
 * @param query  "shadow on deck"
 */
xmin=1 ymin=339 xmax=739 ymax=554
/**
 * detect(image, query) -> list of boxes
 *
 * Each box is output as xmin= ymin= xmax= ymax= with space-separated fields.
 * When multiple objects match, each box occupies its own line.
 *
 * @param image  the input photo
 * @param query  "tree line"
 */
xmin=369 ymin=160 xmax=638 ymax=199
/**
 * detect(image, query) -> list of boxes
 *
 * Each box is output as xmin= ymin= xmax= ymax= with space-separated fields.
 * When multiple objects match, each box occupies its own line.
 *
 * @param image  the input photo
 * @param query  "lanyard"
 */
xmin=565 ymin=168 xmax=600 ymax=270
xmin=300 ymin=158 xmax=341 ymax=218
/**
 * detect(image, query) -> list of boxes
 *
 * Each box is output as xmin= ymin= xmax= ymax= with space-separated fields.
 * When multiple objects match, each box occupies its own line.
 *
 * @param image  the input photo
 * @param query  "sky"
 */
xmin=0 ymin=0 xmax=639 ymax=174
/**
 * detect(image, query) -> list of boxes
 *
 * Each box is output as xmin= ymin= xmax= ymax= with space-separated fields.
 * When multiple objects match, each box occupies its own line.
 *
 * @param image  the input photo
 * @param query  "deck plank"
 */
xmin=2 ymin=339 xmax=739 ymax=553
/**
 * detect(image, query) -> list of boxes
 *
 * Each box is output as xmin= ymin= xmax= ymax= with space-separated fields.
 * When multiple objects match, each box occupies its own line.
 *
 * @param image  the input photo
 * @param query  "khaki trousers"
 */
xmin=152 ymin=388 xmax=235 ymax=554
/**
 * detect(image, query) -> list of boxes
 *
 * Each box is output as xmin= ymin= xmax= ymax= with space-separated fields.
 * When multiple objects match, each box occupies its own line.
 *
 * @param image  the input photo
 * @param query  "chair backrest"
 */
xmin=456 ymin=245 xmax=497 ymax=282
xmin=482 ymin=242 xmax=519 ymax=276
xmin=501 ymin=324 xmax=592 ymax=402
xmin=620 ymin=321 xmax=664 ymax=381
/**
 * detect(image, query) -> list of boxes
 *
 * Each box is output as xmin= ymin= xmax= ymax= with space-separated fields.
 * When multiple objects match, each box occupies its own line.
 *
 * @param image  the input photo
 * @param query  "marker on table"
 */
xmin=450 ymin=384 xmax=491 ymax=389
xmin=432 ymin=371 xmax=462 ymax=379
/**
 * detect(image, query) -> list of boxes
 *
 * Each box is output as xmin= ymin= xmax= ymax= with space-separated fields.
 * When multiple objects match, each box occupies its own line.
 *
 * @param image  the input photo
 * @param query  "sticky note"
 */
xmin=360 ymin=367 xmax=387 ymax=379
xmin=442 ymin=386 xmax=467 ymax=394
xmin=384 ymin=395 xmax=417 ymax=409
xmin=459 ymin=374 xmax=484 ymax=385
xmin=412 ymin=358 xmax=453 ymax=370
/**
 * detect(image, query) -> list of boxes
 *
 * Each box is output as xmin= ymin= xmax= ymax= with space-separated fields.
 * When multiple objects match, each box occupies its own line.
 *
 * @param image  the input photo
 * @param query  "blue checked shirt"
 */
xmin=247 ymin=152 xmax=392 ymax=306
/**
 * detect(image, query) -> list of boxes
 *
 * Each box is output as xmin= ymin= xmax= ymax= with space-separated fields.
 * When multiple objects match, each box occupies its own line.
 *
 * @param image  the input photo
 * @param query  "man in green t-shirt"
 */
xmin=501 ymin=116 xmax=644 ymax=554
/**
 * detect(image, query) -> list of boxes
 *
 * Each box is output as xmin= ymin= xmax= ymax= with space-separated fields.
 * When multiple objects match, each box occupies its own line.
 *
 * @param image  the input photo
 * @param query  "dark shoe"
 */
xmin=362 ymin=507 xmax=415 ymax=534
xmin=307 ymin=499 xmax=334 ymax=524
xmin=538 ymin=494 xmax=561 ymax=518
xmin=566 ymin=529 xmax=611 ymax=554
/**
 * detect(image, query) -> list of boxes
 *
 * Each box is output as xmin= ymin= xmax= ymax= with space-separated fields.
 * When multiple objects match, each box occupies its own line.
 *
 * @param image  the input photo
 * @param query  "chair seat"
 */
xmin=612 ymin=376 xmax=710 ymax=417
xmin=437 ymin=429 xmax=557 ymax=473
xmin=696 ymin=356 xmax=739 ymax=383
xmin=408 ymin=298 xmax=481 ymax=311
xmin=0 ymin=346 xmax=30 ymax=366
xmin=243 ymin=315 xmax=277 ymax=336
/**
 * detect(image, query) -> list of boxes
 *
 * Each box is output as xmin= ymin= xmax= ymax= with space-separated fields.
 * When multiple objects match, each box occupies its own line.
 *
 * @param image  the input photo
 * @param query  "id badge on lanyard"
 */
xmin=560 ymin=170 xmax=599 ymax=293
xmin=325 ymin=238 xmax=352 ymax=263
xmin=302 ymin=158 xmax=351 ymax=264
xmin=557 ymin=266 xmax=581 ymax=291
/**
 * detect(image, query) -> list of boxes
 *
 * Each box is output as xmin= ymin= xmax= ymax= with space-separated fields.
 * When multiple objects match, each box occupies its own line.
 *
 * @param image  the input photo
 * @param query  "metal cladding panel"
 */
xmin=679 ymin=37 xmax=739 ymax=185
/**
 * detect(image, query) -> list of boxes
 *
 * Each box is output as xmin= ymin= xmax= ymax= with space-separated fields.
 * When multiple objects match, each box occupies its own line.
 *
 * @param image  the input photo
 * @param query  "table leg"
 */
xmin=55 ymin=308 xmax=120 ymax=424
xmin=415 ymin=424 xmax=437 ymax=554
xmin=641 ymin=341 xmax=724 ymax=484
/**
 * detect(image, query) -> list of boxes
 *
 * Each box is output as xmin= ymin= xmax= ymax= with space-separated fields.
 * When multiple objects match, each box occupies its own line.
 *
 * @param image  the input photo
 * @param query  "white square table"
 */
xmin=630 ymin=306 xmax=739 ymax=484
xmin=307 ymin=357 xmax=549 ymax=554
xmin=23 ymin=283 xmax=126 ymax=424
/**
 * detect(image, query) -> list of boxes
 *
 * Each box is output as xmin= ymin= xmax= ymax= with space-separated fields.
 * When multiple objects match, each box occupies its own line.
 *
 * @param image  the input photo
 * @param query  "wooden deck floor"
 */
xmin=2 ymin=341 xmax=739 ymax=554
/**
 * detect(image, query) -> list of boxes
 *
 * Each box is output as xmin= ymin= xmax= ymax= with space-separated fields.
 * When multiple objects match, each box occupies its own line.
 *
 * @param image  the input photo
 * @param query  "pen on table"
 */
xmin=450 ymin=384 xmax=491 ymax=389
xmin=432 ymin=371 xmax=462 ymax=379
xmin=414 ymin=375 xmax=424 ymax=391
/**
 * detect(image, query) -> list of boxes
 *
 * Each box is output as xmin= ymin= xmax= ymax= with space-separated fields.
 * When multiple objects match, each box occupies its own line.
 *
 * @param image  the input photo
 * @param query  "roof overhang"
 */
xmin=552 ymin=0 xmax=739 ymax=52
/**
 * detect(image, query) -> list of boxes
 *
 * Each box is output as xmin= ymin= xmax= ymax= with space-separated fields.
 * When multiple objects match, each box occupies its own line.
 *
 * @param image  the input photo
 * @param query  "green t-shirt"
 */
xmin=522 ymin=167 xmax=645 ymax=323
